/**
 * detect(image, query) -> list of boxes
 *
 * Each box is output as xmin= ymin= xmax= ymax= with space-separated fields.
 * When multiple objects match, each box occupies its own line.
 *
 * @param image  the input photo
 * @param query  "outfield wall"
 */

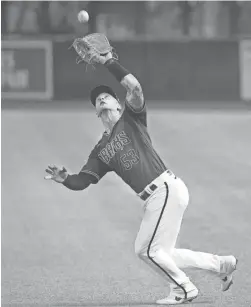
xmin=2 ymin=39 xmax=251 ymax=102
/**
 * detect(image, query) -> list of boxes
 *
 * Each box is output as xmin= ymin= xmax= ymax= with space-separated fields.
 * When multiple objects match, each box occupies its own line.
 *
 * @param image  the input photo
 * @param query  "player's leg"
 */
xmin=135 ymin=179 xmax=189 ymax=284
xmin=135 ymin=177 xmax=198 ymax=303
xmin=164 ymin=178 xmax=238 ymax=291
xmin=171 ymin=248 xmax=238 ymax=291
xmin=171 ymin=248 xmax=221 ymax=274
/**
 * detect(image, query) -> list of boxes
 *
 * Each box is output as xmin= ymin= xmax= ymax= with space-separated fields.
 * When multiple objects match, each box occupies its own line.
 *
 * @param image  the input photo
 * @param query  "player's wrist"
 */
xmin=104 ymin=57 xmax=114 ymax=66
xmin=105 ymin=59 xmax=129 ymax=82
xmin=103 ymin=52 xmax=113 ymax=65
xmin=60 ymin=173 xmax=69 ymax=184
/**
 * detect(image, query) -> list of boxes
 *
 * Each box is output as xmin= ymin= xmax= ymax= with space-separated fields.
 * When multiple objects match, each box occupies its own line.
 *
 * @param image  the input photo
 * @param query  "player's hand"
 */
xmin=93 ymin=51 xmax=113 ymax=65
xmin=44 ymin=165 xmax=68 ymax=183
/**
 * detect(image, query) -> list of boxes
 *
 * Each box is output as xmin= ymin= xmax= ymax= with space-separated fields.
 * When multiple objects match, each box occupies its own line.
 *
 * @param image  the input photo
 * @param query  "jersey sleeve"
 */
xmin=124 ymin=100 xmax=147 ymax=127
xmin=80 ymin=145 xmax=111 ymax=183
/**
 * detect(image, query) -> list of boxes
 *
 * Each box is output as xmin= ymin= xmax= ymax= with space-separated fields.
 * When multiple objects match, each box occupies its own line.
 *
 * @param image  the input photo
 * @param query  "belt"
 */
xmin=139 ymin=170 xmax=176 ymax=201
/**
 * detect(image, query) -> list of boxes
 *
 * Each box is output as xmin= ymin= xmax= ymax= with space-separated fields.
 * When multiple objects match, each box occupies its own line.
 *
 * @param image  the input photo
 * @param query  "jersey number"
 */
xmin=120 ymin=149 xmax=140 ymax=170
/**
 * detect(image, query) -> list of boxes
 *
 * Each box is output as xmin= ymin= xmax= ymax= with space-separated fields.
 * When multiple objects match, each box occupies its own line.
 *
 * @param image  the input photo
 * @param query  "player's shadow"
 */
xmin=53 ymin=298 xmax=213 ymax=306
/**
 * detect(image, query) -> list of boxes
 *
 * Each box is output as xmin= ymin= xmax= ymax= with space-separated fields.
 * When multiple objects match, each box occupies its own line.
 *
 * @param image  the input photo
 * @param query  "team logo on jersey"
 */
xmin=98 ymin=131 xmax=131 ymax=164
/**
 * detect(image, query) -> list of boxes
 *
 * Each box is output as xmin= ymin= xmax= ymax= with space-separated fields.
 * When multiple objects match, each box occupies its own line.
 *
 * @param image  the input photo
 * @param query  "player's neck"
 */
xmin=101 ymin=109 xmax=121 ymax=134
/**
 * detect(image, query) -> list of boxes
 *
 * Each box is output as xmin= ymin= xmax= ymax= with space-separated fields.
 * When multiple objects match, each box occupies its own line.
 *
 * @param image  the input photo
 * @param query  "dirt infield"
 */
xmin=2 ymin=102 xmax=251 ymax=306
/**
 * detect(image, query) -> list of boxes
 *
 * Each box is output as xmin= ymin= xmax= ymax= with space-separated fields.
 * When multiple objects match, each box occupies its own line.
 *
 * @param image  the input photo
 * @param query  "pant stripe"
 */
xmin=146 ymin=182 xmax=187 ymax=299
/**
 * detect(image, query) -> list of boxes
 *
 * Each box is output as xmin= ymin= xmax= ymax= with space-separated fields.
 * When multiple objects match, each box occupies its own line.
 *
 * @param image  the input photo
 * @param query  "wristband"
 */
xmin=105 ymin=59 xmax=129 ymax=82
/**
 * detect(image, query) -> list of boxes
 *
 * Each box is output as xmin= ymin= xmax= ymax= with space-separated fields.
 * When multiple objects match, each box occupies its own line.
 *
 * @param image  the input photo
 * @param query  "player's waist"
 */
xmin=138 ymin=170 xmax=177 ymax=201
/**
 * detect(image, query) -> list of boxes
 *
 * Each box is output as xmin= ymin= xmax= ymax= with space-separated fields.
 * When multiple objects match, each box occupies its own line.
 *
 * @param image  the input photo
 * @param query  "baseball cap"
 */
xmin=90 ymin=85 xmax=118 ymax=106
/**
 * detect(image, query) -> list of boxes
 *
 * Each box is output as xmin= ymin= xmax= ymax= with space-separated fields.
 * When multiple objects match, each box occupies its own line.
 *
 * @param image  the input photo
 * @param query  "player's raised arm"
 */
xmin=104 ymin=56 xmax=144 ymax=112
xmin=71 ymin=33 xmax=144 ymax=111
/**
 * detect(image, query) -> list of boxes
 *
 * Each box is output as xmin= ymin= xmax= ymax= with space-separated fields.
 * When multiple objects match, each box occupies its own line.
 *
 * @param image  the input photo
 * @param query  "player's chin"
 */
xmin=98 ymin=108 xmax=108 ymax=118
xmin=100 ymin=107 xmax=110 ymax=115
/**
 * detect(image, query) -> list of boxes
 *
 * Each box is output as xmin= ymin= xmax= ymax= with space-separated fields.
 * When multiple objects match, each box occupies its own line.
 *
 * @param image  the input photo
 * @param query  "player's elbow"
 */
xmin=63 ymin=182 xmax=90 ymax=191
xmin=130 ymin=76 xmax=144 ymax=99
xmin=70 ymin=184 xmax=89 ymax=191
xmin=122 ymin=74 xmax=142 ymax=90
xmin=62 ymin=173 xmax=92 ymax=191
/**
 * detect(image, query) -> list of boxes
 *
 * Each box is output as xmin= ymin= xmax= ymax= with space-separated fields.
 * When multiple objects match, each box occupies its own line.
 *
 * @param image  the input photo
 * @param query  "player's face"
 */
xmin=95 ymin=93 xmax=120 ymax=117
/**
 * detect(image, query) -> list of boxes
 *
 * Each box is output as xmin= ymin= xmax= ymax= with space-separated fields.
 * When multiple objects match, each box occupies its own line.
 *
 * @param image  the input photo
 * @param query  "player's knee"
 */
xmin=134 ymin=244 xmax=147 ymax=259
xmin=147 ymin=246 xmax=169 ymax=261
xmin=147 ymin=246 xmax=158 ymax=260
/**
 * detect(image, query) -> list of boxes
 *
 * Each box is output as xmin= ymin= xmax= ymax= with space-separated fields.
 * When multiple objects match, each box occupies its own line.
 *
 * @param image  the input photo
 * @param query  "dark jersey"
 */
xmin=81 ymin=102 xmax=167 ymax=194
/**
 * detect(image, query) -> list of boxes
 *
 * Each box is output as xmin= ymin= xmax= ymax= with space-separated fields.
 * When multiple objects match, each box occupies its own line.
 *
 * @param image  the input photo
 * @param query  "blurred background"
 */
xmin=2 ymin=0 xmax=251 ymax=102
xmin=1 ymin=1 xmax=251 ymax=103
xmin=2 ymin=1 xmax=251 ymax=39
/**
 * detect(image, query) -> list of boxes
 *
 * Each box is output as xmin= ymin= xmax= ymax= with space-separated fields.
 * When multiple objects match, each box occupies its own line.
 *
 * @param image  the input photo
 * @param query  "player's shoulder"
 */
xmin=95 ymin=132 xmax=109 ymax=148
xmin=88 ymin=134 xmax=105 ymax=155
xmin=123 ymin=100 xmax=147 ymax=126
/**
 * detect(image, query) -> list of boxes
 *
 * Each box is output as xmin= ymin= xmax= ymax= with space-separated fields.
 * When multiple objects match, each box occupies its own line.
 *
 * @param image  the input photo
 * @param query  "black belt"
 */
xmin=140 ymin=170 xmax=176 ymax=201
xmin=140 ymin=184 xmax=158 ymax=201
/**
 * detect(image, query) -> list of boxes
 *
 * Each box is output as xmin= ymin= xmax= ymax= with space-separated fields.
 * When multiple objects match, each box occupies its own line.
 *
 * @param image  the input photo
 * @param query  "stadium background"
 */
xmin=2 ymin=1 xmax=251 ymax=307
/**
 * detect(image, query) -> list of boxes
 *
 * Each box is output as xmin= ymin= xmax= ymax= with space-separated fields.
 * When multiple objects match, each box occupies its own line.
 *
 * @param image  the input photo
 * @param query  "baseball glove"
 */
xmin=71 ymin=33 xmax=116 ymax=65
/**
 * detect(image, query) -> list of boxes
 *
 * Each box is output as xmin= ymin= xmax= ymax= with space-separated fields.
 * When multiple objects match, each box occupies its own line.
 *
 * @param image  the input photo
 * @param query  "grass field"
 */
xmin=2 ymin=101 xmax=251 ymax=307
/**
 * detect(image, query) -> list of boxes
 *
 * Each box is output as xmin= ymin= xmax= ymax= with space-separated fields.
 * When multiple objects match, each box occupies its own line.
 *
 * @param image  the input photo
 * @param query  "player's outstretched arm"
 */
xmin=121 ymin=73 xmax=144 ymax=112
xmin=99 ymin=53 xmax=144 ymax=111
xmin=44 ymin=164 xmax=95 ymax=191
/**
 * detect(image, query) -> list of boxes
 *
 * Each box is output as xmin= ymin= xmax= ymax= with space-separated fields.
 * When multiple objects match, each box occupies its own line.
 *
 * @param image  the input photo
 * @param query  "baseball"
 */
xmin=78 ymin=10 xmax=89 ymax=23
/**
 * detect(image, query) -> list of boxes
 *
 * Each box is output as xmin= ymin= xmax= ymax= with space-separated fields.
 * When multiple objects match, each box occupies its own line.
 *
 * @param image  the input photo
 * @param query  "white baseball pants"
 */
xmin=135 ymin=173 xmax=221 ymax=288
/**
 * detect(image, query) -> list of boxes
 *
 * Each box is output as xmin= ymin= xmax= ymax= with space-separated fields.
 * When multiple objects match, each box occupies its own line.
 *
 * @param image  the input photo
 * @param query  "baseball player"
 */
xmin=45 ymin=50 xmax=237 ymax=304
